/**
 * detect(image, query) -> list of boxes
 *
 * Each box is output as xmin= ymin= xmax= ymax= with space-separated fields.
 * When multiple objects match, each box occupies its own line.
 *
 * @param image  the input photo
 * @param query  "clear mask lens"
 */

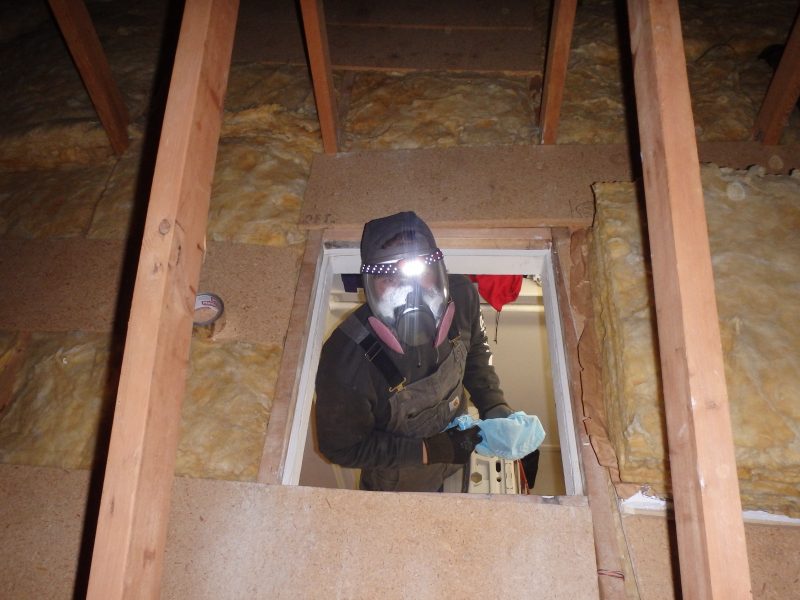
xmin=362 ymin=254 xmax=449 ymax=345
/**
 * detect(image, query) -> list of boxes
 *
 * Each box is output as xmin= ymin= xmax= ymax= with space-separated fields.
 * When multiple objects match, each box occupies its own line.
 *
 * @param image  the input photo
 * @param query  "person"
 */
xmin=315 ymin=211 xmax=537 ymax=492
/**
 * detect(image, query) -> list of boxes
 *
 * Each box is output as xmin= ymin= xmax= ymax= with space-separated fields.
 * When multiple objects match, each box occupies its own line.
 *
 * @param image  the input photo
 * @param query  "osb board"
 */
xmin=0 ymin=465 xmax=597 ymax=599
xmin=590 ymin=165 xmax=800 ymax=516
xmin=0 ymin=239 xmax=300 ymax=347
xmin=621 ymin=513 xmax=800 ymax=600
xmin=301 ymin=144 xmax=633 ymax=229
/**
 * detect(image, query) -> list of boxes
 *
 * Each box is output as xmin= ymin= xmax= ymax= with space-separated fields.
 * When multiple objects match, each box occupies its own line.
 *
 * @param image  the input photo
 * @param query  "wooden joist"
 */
xmin=753 ymin=15 xmax=800 ymax=145
xmin=300 ymin=0 xmax=339 ymax=154
xmin=85 ymin=0 xmax=239 ymax=598
xmin=48 ymin=0 xmax=130 ymax=155
xmin=626 ymin=1 xmax=752 ymax=598
xmin=258 ymin=230 xmax=323 ymax=484
xmin=539 ymin=0 xmax=577 ymax=144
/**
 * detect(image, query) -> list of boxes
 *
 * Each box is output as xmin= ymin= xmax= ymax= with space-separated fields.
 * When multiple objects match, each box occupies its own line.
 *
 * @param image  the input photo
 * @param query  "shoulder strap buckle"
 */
xmin=388 ymin=378 xmax=407 ymax=394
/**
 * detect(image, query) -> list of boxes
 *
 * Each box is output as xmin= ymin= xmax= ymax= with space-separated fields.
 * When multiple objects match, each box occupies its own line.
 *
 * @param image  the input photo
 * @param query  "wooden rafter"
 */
xmin=626 ymin=1 xmax=752 ymax=598
xmin=48 ymin=0 xmax=130 ymax=155
xmin=300 ymin=0 xmax=339 ymax=154
xmin=753 ymin=14 xmax=800 ymax=145
xmin=539 ymin=0 xmax=577 ymax=144
xmin=85 ymin=0 xmax=239 ymax=597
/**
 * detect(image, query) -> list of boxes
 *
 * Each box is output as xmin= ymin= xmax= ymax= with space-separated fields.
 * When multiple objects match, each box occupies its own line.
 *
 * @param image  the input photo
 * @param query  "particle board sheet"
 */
xmin=590 ymin=164 xmax=800 ymax=516
xmin=0 ymin=331 xmax=280 ymax=481
xmin=301 ymin=144 xmax=633 ymax=229
xmin=0 ymin=239 xmax=299 ymax=347
xmin=327 ymin=26 xmax=544 ymax=74
xmin=231 ymin=1 xmax=545 ymax=72
xmin=0 ymin=239 xmax=124 ymax=333
xmin=621 ymin=514 xmax=800 ymax=600
xmin=342 ymin=71 xmax=538 ymax=151
xmin=0 ymin=465 xmax=597 ymax=599
xmin=163 ymin=482 xmax=598 ymax=599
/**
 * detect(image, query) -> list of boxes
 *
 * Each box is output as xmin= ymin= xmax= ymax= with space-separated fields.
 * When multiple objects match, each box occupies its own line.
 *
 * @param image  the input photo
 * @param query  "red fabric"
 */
xmin=468 ymin=275 xmax=523 ymax=311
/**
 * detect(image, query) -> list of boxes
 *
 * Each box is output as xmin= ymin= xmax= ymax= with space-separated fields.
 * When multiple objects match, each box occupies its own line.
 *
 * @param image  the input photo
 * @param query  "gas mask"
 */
xmin=362 ymin=249 xmax=450 ymax=348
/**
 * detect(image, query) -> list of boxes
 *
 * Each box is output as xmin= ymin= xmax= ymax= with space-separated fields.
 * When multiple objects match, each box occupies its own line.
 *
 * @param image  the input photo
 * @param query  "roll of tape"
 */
xmin=193 ymin=292 xmax=225 ymax=338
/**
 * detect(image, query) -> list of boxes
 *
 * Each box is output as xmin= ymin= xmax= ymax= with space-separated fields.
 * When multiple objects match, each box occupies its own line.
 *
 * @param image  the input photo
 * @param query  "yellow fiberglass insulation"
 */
xmin=590 ymin=165 xmax=800 ymax=516
xmin=0 ymin=331 xmax=279 ymax=481
xmin=343 ymin=71 xmax=537 ymax=150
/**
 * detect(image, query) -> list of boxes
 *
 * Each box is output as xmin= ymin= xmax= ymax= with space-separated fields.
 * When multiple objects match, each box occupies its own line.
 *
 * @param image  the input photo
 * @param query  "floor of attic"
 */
xmin=1 ymin=0 xmax=800 ymax=598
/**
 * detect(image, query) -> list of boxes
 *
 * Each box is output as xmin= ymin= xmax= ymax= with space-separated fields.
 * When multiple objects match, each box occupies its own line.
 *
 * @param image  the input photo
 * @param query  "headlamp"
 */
xmin=360 ymin=248 xmax=444 ymax=276
xmin=398 ymin=258 xmax=425 ymax=277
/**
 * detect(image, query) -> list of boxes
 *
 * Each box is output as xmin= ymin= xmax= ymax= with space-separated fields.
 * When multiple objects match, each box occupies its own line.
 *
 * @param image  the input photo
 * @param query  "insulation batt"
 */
xmin=0 ymin=331 xmax=279 ymax=481
xmin=591 ymin=165 xmax=800 ymax=517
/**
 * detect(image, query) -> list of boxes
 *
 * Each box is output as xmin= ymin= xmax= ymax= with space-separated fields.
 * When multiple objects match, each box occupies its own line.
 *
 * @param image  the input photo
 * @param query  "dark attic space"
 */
xmin=0 ymin=0 xmax=799 ymax=598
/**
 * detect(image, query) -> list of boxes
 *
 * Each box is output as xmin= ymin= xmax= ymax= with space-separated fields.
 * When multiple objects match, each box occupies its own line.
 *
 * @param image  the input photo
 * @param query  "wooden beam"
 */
xmin=85 ymin=1 xmax=238 ymax=598
xmin=300 ymin=0 xmax=339 ymax=154
xmin=258 ymin=230 xmax=323 ymax=484
xmin=626 ymin=1 xmax=752 ymax=599
xmin=552 ymin=229 xmax=633 ymax=597
xmin=48 ymin=0 xmax=130 ymax=154
xmin=539 ymin=0 xmax=577 ymax=144
xmin=753 ymin=15 xmax=800 ymax=145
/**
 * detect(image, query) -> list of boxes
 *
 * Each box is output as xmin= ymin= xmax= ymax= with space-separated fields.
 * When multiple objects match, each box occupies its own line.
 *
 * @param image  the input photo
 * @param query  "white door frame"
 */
xmin=283 ymin=246 xmax=584 ymax=495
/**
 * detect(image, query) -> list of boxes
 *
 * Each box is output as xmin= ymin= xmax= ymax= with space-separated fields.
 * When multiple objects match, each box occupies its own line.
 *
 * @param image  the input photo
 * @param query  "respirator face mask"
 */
xmin=362 ymin=249 xmax=450 ymax=347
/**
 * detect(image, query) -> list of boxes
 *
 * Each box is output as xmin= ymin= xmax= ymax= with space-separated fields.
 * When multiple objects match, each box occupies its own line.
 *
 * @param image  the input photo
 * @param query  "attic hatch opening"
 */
xmin=283 ymin=244 xmax=583 ymax=496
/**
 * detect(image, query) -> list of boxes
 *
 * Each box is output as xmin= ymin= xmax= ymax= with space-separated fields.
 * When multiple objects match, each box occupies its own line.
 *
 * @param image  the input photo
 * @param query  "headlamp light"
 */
xmin=360 ymin=248 xmax=444 ymax=275
xmin=398 ymin=258 xmax=425 ymax=277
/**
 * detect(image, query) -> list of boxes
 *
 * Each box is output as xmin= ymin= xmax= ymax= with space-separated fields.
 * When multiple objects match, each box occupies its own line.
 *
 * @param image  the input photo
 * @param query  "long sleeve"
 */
xmin=314 ymin=327 xmax=423 ymax=469
xmin=451 ymin=275 xmax=513 ymax=419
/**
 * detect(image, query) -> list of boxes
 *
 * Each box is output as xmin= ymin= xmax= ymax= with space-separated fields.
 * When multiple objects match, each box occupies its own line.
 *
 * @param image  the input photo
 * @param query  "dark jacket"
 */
xmin=315 ymin=274 xmax=510 ymax=469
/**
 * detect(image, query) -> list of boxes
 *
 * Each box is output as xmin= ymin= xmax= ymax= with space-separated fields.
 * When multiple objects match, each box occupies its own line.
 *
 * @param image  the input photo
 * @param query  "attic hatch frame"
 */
xmin=270 ymin=237 xmax=583 ymax=494
xmin=85 ymin=0 xmax=753 ymax=598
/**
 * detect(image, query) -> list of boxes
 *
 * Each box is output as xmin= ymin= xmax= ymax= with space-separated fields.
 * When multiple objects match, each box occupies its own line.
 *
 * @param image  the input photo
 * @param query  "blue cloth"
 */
xmin=450 ymin=411 xmax=545 ymax=459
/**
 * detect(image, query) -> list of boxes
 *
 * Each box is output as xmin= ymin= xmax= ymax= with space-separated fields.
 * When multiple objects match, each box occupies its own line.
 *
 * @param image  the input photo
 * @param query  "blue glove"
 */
xmin=450 ymin=411 xmax=545 ymax=460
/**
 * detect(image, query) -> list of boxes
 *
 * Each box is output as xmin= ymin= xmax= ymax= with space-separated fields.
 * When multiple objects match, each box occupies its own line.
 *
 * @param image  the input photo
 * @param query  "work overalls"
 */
xmin=340 ymin=313 xmax=468 ymax=492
